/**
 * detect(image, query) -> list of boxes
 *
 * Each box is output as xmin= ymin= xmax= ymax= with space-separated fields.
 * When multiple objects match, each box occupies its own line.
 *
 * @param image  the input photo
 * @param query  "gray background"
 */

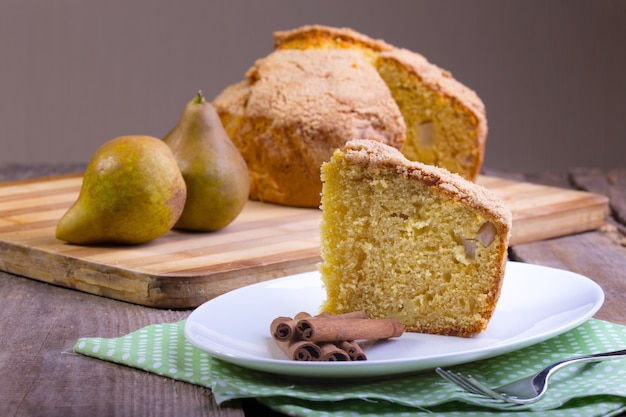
xmin=1 ymin=0 xmax=624 ymax=173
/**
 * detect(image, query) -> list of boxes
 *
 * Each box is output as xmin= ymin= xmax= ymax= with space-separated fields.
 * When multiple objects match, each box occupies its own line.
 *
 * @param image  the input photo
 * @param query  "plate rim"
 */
xmin=184 ymin=261 xmax=604 ymax=378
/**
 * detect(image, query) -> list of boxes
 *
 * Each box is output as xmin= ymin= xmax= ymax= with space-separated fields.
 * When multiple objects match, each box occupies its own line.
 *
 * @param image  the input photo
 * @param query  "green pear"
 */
xmin=56 ymin=135 xmax=187 ymax=245
xmin=163 ymin=91 xmax=250 ymax=231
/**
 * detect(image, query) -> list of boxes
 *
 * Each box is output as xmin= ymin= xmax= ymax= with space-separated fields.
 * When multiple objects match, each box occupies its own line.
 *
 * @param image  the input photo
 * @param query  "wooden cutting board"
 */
xmin=0 ymin=174 xmax=608 ymax=308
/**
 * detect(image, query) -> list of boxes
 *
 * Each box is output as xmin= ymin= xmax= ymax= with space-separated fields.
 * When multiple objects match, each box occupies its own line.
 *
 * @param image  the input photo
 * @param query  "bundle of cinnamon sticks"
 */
xmin=270 ymin=311 xmax=404 ymax=361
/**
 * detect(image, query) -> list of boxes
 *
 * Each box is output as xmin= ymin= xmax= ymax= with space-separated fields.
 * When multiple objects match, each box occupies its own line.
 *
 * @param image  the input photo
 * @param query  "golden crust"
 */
xmin=213 ymin=49 xmax=405 ymax=207
xmin=274 ymin=24 xmax=395 ymax=54
xmin=243 ymin=50 xmax=405 ymax=147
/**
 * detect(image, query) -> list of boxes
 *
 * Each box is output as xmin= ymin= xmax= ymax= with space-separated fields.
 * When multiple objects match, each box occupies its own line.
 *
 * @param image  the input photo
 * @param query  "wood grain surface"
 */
xmin=0 ymin=270 xmax=244 ymax=417
xmin=0 ymin=173 xmax=609 ymax=308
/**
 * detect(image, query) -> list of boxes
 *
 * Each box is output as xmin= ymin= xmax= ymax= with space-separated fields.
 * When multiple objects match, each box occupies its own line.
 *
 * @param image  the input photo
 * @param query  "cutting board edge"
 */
xmin=509 ymin=198 xmax=609 ymax=245
xmin=0 ymin=239 xmax=321 ymax=308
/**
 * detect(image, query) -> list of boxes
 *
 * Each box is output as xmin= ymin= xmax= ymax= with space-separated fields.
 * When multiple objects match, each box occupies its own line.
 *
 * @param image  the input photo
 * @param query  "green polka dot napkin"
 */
xmin=74 ymin=319 xmax=626 ymax=417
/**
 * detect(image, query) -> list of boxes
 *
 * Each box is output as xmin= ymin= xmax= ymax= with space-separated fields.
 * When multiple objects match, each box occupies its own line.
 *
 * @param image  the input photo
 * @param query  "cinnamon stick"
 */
xmin=337 ymin=340 xmax=367 ymax=361
xmin=274 ymin=338 xmax=322 ymax=361
xmin=270 ymin=316 xmax=298 ymax=341
xmin=319 ymin=342 xmax=350 ymax=361
xmin=296 ymin=318 xmax=404 ymax=342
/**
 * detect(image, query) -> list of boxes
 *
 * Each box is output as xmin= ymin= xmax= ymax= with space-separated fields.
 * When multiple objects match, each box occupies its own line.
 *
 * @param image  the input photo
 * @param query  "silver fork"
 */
xmin=436 ymin=348 xmax=626 ymax=405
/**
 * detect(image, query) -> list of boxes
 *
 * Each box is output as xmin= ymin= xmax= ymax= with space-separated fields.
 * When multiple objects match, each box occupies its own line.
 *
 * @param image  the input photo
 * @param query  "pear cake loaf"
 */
xmin=319 ymin=140 xmax=512 ymax=337
xmin=213 ymin=25 xmax=487 ymax=207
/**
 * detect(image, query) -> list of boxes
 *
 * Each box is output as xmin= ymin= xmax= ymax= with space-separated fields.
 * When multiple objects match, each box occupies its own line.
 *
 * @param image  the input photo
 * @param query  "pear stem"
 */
xmin=195 ymin=90 xmax=206 ymax=104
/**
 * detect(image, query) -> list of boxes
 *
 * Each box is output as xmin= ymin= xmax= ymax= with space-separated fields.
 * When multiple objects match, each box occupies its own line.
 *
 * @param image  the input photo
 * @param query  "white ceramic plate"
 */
xmin=184 ymin=262 xmax=604 ymax=378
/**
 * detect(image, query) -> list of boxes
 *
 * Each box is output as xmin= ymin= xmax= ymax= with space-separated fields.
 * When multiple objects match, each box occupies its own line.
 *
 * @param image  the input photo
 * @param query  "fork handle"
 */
xmin=542 ymin=348 xmax=626 ymax=379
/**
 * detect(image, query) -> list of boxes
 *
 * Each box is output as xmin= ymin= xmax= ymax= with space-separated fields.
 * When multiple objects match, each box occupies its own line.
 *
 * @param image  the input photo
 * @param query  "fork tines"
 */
xmin=435 ymin=367 xmax=510 ymax=402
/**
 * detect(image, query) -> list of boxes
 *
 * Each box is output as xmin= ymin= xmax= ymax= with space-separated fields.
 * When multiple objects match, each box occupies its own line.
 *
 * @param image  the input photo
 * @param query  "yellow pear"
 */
xmin=56 ymin=135 xmax=187 ymax=244
xmin=163 ymin=91 xmax=250 ymax=231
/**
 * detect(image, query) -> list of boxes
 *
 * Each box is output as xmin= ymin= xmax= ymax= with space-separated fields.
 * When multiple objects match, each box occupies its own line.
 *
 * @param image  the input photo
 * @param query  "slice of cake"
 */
xmin=275 ymin=25 xmax=487 ymax=181
xmin=319 ymin=139 xmax=512 ymax=337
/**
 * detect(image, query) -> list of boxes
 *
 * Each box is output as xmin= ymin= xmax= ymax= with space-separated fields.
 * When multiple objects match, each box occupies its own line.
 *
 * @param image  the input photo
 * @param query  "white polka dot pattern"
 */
xmin=74 ymin=319 xmax=626 ymax=417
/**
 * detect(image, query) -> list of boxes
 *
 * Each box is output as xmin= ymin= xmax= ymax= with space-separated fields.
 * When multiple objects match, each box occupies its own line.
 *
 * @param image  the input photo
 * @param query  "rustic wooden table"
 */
xmin=1 ymin=164 xmax=624 ymax=417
